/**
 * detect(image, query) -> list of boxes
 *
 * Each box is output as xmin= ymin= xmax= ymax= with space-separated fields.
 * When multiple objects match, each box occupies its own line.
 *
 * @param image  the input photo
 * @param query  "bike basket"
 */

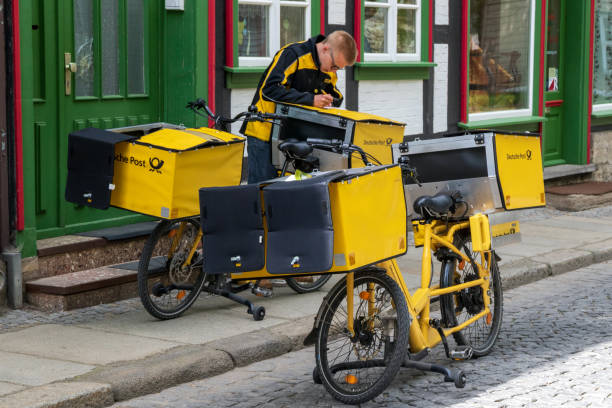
xmin=270 ymin=104 xmax=405 ymax=171
xmin=393 ymin=131 xmax=545 ymax=217
xmin=65 ymin=124 xmax=245 ymax=219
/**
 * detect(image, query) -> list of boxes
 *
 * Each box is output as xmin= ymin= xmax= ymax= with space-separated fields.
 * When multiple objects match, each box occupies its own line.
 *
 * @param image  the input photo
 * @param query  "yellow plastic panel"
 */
xmin=351 ymin=122 xmax=405 ymax=166
xmin=139 ymin=128 xmax=242 ymax=151
xmin=494 ymin=134 xmax=546 ymax=209
xmin=469 ymin=213 xmax=491 ymax=252
xmin=111 ymin=142 xmax=177 ymax=217
xmin=173 ymin=143 xmax=245 ymax=218
xmin=327 ymin=166 xmax=407 ymax=272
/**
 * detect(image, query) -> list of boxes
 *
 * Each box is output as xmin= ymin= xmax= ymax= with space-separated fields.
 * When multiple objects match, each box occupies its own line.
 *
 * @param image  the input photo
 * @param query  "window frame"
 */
xmin=592 ymin=3 xmax=612 ymax=114
xmin=363 ymin=0 xmax=421 ymax=63
xmin=237 ymin=0 xmax=311 ymax=67
xmin=467 ymin=0 xmax=537 ymax=123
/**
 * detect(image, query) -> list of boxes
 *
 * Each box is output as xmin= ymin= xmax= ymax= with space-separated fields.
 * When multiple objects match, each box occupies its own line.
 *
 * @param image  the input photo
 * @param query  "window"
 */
xmin=238 ymin=0 xmax=310 ymax=67
xmin=593 ymin=0 xmax=612 ymax=112
xmin=468 ymin=0 xmax=535 ymax=120
xmin=364 ymin=0 xmax=420 ymax=62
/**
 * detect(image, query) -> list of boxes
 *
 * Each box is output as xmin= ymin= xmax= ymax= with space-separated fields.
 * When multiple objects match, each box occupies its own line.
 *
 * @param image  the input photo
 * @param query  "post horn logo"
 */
xmin=526 ymin=149 xmax=532 ymax=160
xmin=386 ymin=137 xmax=393 ymax=145
xmin=149 ymin=157 xmax=164 ymax=173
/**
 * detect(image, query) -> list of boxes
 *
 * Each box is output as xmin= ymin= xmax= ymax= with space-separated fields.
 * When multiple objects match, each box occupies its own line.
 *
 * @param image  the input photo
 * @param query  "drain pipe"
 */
xmin=3 ymin=249 xmax=22 ymax=308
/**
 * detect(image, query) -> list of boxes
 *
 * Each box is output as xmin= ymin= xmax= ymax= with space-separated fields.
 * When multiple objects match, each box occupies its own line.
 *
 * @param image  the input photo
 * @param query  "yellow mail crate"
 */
xmin=110 ymin=127 xmax=245 ymax=219
xmin=326 ymin=165 xmax=407 ymax=272
xmin=271 ymin=104 xmax=405 ymax=170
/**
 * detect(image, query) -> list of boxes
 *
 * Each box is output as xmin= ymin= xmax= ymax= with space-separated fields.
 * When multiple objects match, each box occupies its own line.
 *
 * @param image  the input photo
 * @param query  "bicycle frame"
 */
xmin=344 ymin=219 xmax=493 ymax=353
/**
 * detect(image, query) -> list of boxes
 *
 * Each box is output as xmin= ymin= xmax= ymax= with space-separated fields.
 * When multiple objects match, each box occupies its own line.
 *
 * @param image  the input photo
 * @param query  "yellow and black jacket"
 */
xmin=241 ymin=35 xmax=343 ymax=142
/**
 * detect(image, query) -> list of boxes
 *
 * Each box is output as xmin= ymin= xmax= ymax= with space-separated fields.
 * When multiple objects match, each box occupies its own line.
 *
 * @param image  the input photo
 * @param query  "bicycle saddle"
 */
xmin=413 ymin=192 xmax=456 ymax=217
xmin=278 ymin=138 xmax=313 ymax=158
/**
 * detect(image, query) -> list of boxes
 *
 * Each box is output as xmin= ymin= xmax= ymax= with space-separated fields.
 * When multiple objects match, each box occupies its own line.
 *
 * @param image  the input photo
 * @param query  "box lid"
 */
xmin=285 ymin=104 xmax=406 ymax=126
xmin=137 ymin=128 xmax=244 ymax=151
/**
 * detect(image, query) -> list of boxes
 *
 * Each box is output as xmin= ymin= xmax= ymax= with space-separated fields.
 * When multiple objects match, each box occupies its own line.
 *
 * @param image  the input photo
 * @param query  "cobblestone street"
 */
xmin=113 ymin=261 xmax=612 ymax=408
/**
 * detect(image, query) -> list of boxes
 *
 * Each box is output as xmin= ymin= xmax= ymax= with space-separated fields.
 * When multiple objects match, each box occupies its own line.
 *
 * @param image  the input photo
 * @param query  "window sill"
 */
xmin=353 ymin=62 xmax=436 ymax=81
xmin=591 ymin=110 xmax=612 ymax=119
xmin=458 ymin=116 xmax=547 ymax=129
xmin=224 ymin=66 xmax=266 ymax=89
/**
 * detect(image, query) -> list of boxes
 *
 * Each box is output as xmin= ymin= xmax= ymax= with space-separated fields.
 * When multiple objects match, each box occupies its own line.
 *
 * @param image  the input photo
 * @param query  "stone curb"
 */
xmin=6 ymin=245 xmax=612 ymax=408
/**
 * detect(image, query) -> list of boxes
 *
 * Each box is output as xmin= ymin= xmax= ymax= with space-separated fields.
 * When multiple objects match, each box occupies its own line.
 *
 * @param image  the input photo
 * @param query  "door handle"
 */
xmin=64 ymin=52 xmax=77 ymax=95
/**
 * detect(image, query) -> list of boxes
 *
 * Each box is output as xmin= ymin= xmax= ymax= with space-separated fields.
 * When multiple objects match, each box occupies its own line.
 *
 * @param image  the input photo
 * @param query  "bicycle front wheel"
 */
xmin=315 ymin=269 xmax=410 ymax=405
xmin=138 ymin=218 xmax=206 ymax=320
xmin=440 ymin=231 xmax=503 ymax=357
xmin=286 ymin=274 xmax=332 ymax=294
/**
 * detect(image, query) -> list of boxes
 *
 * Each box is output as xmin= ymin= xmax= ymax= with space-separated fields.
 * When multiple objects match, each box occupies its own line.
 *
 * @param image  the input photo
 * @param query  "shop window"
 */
xmin=593 ymin=0 xmax=612 ymax=111
xmin=468 ymin=0 xmax=534 ymax=119
xmin=364 ymin=0 xmax=421 ymax=62
xmin=238 ymin=0 xmax=310 ymax=67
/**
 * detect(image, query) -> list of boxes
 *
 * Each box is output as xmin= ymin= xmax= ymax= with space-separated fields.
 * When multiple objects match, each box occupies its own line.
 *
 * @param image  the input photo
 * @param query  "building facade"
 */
xmin=3 ymin=0 xmax=611 ymax=267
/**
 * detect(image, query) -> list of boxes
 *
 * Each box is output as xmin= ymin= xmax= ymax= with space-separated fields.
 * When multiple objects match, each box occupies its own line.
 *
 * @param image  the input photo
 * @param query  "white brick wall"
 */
xmin=435 ymin=0 xmax=449 ymax=26
xmin=433 ymin=44 xmax=449 ymax=133
xmin=230 ymin=88 xmax=256 ymax=136
xmin=358 ymin=80 xmax=423 ymax=135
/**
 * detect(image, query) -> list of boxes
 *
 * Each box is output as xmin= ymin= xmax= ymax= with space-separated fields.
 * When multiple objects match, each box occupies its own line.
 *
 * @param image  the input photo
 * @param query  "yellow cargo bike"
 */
xmin=65 ymin=100 xmax=545 ymax=404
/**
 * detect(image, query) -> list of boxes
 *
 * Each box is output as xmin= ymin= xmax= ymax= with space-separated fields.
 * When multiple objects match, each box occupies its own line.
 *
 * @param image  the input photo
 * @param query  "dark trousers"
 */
xmin=247 ymin=136 xmax=277 ymax=184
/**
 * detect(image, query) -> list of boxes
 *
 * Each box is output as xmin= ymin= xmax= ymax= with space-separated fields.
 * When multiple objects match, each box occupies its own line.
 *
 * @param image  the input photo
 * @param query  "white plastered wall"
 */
xmin=358 ymin=80 xmax=423 ymax=135
xmin=435 ymin=0 xmax=449 ymax=25
xmin=433 ymin=44 xmax=449 ymax=134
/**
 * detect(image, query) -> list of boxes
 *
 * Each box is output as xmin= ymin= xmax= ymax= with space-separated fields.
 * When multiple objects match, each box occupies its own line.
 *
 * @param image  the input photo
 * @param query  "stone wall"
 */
xmin=590 ymin=130 xmax=612 ymax=182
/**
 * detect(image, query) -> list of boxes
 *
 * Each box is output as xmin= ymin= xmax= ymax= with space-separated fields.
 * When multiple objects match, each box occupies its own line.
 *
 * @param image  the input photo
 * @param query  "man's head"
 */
xmin=318 ymin=30 xmax=358 ymax=73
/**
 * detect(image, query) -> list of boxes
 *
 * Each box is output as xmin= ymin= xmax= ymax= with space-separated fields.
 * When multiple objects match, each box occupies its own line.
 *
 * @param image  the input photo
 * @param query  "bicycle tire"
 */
xmin=439 ymin=231 xmax=503 ymax=357
xmin=138 ymin=218 xmax=206 ymax=320
xmin=285 ymin=274 xmax=332 ymax=294
xmin=315 ymin=269 xmax=410 ymax=404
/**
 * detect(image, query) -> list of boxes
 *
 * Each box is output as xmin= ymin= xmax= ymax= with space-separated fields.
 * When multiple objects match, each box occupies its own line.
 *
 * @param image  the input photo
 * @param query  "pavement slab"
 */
xmin=0 ymin=325 xmax=180 ymax=365
xmin=0 ymin=351 xmax=94 ymax=386
xmin=0 ymin=382 xmax=25 ymax=397
xmin=0 ymin=382 xmax=113 ymax=408
xmin=79 ymin=308 xmax=286 ymax=345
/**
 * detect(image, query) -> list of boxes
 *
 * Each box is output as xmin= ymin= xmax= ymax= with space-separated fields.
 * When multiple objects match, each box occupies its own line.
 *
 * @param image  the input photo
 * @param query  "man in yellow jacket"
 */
xmin=241 ymin=30 xmax=358 ymax=184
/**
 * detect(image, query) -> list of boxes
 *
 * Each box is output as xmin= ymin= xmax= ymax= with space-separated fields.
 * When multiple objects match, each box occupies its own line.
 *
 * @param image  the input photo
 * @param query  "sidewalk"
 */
xmin=1 ymin=205 xmax=612 ymax=408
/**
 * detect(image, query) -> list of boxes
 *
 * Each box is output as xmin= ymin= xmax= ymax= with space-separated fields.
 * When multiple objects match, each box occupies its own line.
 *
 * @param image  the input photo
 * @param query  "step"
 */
xmin=27 ymin=222 xmax=157 ymax=282
xmin=25 ymin=265 xmax=138 ymax=312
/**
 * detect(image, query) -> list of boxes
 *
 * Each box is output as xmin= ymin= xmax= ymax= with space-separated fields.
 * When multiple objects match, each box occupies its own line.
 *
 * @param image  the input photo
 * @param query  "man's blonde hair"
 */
xmin=324 ymin=30 xmax=358 ymax=65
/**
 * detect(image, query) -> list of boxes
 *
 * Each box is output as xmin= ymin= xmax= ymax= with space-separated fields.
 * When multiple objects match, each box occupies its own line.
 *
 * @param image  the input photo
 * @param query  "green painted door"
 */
xmin=34 ymin=0 xmax=161 ymax=238
xmin=543 ymin=0 xmax=565 ymax=166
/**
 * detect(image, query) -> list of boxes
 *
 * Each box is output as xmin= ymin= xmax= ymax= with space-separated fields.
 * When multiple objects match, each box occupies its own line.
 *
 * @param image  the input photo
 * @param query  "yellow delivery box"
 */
xmin=270 ymin=104 xmax=405 ymax=170
xmin=110 ymin=127 xmax=245 ymax=219
xmin=65 ymin=124 xmax=244 ymax=219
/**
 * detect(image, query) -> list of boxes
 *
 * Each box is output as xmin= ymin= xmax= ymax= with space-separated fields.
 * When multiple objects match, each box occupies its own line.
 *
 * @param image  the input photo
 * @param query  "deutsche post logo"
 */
xmin=526 ymin=149 xmax=532 ymax=160
xmin=149 ymin=157 xmax=164 ymax=174
xmin=386 ymin=138 xmax=393 ymax=145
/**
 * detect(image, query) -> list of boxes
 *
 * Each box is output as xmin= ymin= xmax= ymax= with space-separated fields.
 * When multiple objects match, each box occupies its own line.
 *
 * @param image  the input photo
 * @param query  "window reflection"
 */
xmin=239 ymin=5 xmax=269 ymax=57
xmin=469 ymin=0 xmax=531 ymax=114
xmin=594 ymin=0 xmax=612 ymax=105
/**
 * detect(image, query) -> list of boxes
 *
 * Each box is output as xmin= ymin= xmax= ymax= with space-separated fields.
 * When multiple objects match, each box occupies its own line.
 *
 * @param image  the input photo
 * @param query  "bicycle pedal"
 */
xmin=449 ymin=346 xmax=473 ymax=360
xmin=251 ymin=286 xmax=273 ymax=297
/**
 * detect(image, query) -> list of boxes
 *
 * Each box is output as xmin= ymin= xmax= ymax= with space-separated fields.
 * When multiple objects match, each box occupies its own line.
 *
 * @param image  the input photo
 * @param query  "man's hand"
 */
xmin=313 ymin=94 xmax=333 ymax=108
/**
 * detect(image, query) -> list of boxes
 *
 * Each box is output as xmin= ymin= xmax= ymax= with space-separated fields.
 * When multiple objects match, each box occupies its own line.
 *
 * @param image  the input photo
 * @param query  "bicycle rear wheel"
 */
xmin=440 ymin=231 xmax=503 ymax=356
xmin=286 ymin=274 xmax=332 ymax=294
xmin=315 ymin=269 xmax=410 ymax=404
xmin=138 ymin=218 xmax=206 ymax=320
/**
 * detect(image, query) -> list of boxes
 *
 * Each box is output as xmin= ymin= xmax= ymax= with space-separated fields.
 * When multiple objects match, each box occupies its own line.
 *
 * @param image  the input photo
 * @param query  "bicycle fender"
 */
xmin=303 ymin=293 xmax=331 ymax=346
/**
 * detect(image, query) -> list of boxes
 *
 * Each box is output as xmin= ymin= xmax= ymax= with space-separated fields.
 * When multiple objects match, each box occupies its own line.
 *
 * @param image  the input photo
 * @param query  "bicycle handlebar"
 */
xmin=187 ymin=98 xmax=286 ymax=128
